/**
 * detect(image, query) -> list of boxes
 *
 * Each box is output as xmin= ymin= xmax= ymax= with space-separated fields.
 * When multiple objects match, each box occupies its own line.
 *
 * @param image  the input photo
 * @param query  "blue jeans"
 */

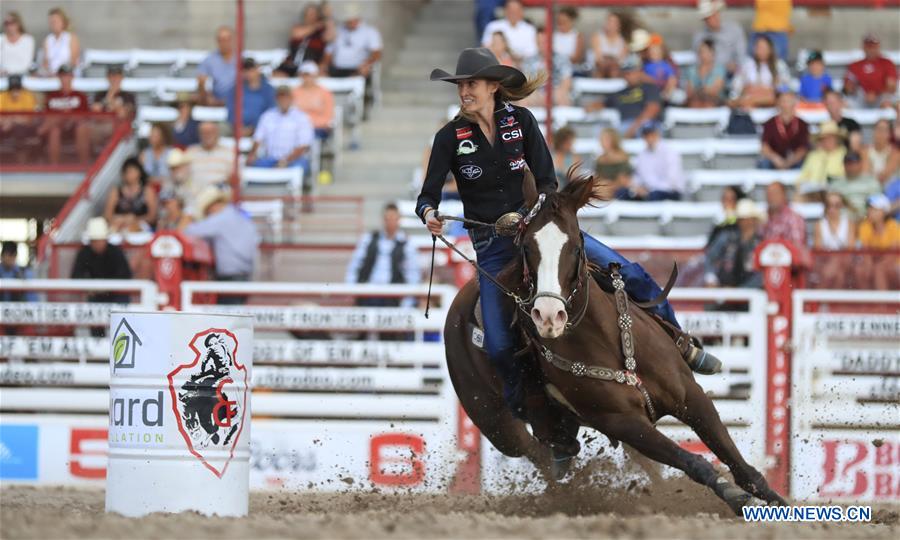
xmin=253 ymin=156 xmax=310 ymax=177
xmin=473 ymin=230 xmax=680 ymax=406
xmin=751 ymin=31 xmax=789 ymax=62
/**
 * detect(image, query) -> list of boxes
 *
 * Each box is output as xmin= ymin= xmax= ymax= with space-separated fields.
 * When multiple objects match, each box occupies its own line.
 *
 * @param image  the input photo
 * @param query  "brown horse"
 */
xmin=443 ymin=171 xmax=787 ymax=515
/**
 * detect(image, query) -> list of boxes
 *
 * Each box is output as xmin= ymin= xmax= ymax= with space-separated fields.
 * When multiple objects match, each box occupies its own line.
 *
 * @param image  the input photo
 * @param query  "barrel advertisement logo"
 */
xmin=167 ymin=328 xmax=248 ymax=478
xmin=112 ymin=318 xmax=142 ymax=371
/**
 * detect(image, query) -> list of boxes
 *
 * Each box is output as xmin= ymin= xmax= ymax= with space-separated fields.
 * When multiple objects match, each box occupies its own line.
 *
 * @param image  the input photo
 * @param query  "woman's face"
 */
xmin=4 ymin=16 xmax=21 ymax=35
xmin=604 ymin=13 xmax=620 ymax=34
xmin=302 ymin=6 xmax=319 ymax=24
xmin=556 ymin=13 xmax=573 ymax=33
xmin=754 ymin=38 xmax=772 ymax=62
xmin=149 ymin=127 xmax=163 ymax=147
xmin=721 ymin=188 xmax=738 ymax=210
xmin=699 ymin=43 xmax=714 ymax=63
xmin=457 ymin=79 xmax=497 ymax=113
xmin=600 ymin=131 xmax=613 ymax=151
xmin=48 ymin=13 xmax=64 ymax=33
xmin=122 ymin=165 xmax=141 ymax=185
xmin=825 ymin=194 xmax=843 ymax=216
xmin=490 ymin=34 xmax=507 ymax=53
xmin=867 ymin=206 xmax=886 ymax=223
xmin=873 ymin=120 xmax=890 ymax=146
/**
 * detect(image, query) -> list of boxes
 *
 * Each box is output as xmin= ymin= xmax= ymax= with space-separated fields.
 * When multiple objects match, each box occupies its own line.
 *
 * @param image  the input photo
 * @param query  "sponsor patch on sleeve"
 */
xmin=455 ymin=127 xmax=473 ymax=139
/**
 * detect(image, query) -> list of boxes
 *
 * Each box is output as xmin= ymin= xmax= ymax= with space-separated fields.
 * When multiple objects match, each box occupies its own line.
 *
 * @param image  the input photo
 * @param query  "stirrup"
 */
xmin=686 ymin=345 xmax=723 ymax=375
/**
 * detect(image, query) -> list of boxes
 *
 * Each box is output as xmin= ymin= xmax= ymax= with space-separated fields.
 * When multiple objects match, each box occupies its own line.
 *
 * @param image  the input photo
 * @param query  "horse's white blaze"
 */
xmin=532 ymin=221 xmax=568 ymax=336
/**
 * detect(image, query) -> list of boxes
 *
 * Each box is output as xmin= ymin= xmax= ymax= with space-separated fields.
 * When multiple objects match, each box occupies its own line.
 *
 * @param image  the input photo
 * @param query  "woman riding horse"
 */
xmin=417 ymin=48 xmax=721 ymax=420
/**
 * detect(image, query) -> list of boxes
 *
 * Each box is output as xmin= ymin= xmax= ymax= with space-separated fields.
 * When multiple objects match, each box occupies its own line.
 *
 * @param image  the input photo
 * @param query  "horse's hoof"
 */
xmin=550 ymin=455 xmax=572 ymax=481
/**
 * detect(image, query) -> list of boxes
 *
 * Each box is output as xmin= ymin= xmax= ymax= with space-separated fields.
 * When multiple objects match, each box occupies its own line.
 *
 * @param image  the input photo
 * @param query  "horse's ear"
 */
xmin=522 ymin=168 xmax=538 ymax=208
xmin=562 ymin=164 xmax=598 ymax=210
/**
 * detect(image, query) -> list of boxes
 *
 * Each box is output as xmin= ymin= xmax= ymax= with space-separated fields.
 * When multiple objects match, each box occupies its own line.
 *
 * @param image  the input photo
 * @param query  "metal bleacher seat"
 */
xmin=571 ymin=78 xmax=627 ymax=107
xmin=664 ymin=202 xmax=722 ymax=237
xmin=71 ymin=78 xmax=108 ymax=93
xmin=240 ymin=199 xmax=285 ymax=242
xmin=135 ymin=105 xmax=178 ymax=137
xmin=220 ymin=136 xmax=255 ymax=153
xmin=664 ymin=107 xmax=729 ymax=139
xmin=82 ymin=49 xmax=132 ymax=77
xmin=688 ymin=169 xmax=802 ymax=203
xmin=242 ymin=166 xmax=304 ymax=196
xmin=601 ymin=201 xmax=663 ymax=236
xmin=128 ymin=49 xmax=181 ymax=78
xmin=174 ymin=49 xmax=208 ymax=78
xmin=708 ymin=139 xmax=762 ymax=170
xmin=671 ymin=50 xmax=697 ymax=68
xmin=192 ymin=106 xmax=228 ymax=123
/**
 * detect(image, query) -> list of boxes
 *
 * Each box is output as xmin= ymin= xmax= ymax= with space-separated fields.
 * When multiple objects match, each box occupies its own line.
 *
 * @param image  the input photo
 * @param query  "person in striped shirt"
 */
xmin=186 ymin=121 xmax=233 ymax=210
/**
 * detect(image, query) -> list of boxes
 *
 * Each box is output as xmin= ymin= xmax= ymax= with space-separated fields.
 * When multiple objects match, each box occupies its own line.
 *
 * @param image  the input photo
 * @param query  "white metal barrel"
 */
xmin=105 ymin=311 xmax=253 ymax=517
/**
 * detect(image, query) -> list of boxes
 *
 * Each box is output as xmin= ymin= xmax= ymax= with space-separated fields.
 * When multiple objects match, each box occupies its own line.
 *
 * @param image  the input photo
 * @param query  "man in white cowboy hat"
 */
xmin=798 ymin=121 xmax=847 ymax=198
xmin=71 ymin=217 xmax=133 ymax=303
xmin=163 ymin=148 xmax=194 ymax=209
xmin=692 ymin=0 xmax=746 ymax=75
xmin=480 ymin=0 xmax=537 ymax=63
xmin=183 ymin=187 xmax=259 ymax=300
xmin=323 ymin=2 xmax=382 ymax=79
xmin=704 ymin=198 xmax=764 ymax=289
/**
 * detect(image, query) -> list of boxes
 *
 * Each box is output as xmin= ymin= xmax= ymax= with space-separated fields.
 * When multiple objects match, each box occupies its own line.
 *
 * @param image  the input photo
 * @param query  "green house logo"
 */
xmin=112 ymin=318 xmax=142 ymax=371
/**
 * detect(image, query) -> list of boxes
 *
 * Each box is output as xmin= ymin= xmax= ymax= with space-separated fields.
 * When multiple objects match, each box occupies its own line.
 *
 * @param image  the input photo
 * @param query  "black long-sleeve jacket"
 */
xmin=415 ymin=103 xmax=557 ymax=225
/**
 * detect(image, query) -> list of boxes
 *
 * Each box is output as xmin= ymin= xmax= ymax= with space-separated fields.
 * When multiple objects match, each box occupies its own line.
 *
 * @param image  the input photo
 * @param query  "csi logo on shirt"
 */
xmin=459 ymin=164 xmax=482 ymax=180
xmin=501 ymin=128 xmax=523 ymax=142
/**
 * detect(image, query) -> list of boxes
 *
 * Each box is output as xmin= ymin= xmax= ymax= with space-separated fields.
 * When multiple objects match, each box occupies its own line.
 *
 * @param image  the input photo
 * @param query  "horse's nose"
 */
xmin=531 ymin=305 xmax=568 ymax=333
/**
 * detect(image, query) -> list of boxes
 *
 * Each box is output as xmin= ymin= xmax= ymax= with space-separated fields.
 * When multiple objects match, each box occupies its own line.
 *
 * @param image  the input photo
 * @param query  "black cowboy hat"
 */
xmin=430 ymin=47 xmax=525 ymax=87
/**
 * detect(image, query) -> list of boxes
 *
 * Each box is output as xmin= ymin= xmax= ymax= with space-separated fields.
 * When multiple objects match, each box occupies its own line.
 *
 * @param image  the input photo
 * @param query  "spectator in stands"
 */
xmin=552 ymin=126 xmax=576 ymax=187
xmin=198 ymin=26 xmax=237 ymax=106
xmin=40 ymin=65 xmax=90 ymax=164
xmin=750 ymin=0 xmax=791 ymax=62
xmin=798 ymin=51 xmax=832 ymax=105
xmin=480 ymin=0 xmax=537 ymax=65
xmin=554 ymin=6 xmax=586 ymax=74
xmin=692 ymin=0 xmax=745 ymax=76
xmin=683 ymin=39 xmax=726 ymax=108
xmin=830 ymin=151 xmax=881 ymax=218
xmin=855 ymin=194 xmax=899 ymax=290
xmin=823 ymin=89 xmax=862 ymax=152
xmin=0 ymin=241 xmax=37 ymax=302
xmin=594 ymin=127 xmax=633 ymax=198
xmin=0 ymin=75 xmax=38 ymax=161
xmin=292 ymin=61 xmax=335 ymax=140
xmin=704 ymin=198 xmax=764 ymax=288
xmin=592 ymin=11 xmax=629 ymax=78
xmin=140 ymin=123 xmax=173 ymax=185
xmin=707 ymin=185 xmax=746 ymax=247
xmin=868 ymin=119 xmax=897 ymax=183
xmin=40 ymin=7 xmax=79 ymax=76
xmin=730 ymin=34 xmax=790 ymax=109
xmin=163 ymin=148 xmax=194 ymax=212
xmin=642 ymin=34 xmax=677 ymax=103
xmin=156 ymin=189 xmax=190 ymax=231
xmin=1 ymin=11 xmax=35 ymax=75
xmin=843 ymin=33 xmax=897 ymax=109
xmin=522 ymin=26 xmax=573 ymax=106
xmin=91 ymin=65 xmax=136 ymax=120
xmin=586 ymin=55 xmax=661 ymax=139
xmin=225 ymin=57 xmax=275 ymax=137
xmin=71 ymin=217 xmax=133 ymax=303
xmin=487 ymin=32 xmax=516 ymax=67
xmin=630 ymin=121 xmax=685 ymax=201
xmin=248 ymin=86 xmax=315 ymax=177
xmin=275 ymin=3 xmax=334 ymax=77
xmin=345 ymin=203 xmax=420 ymax=308
xmin=172 ymin=93 xmax=200 ymax=148
xmin=797 ymin=121 xmax=846 ymax=199
xmin=762 ymin=181 xmax=806 ymax=247
xmin=813 ymin=192 xmax=854 ymax=289
xmin=183 ymin=187 xmax=260 ymax=301
xmin=186 ymin=122 xmax=233 ymax=201
xmin=324 ymin=4 xmax=382 ymax=78
xmin=759 ymin=91 xmax=809 ymax=170
xmin=104 ymin=157 xmax=158 ymax=233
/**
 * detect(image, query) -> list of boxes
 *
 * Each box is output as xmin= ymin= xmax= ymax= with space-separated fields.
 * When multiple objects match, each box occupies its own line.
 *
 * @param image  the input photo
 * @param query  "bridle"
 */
xmin=426 ymin=193 xmax=590 ymax=333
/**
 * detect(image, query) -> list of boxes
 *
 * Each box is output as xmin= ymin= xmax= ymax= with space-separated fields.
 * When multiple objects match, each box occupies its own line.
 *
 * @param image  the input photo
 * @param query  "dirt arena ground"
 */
xmin=2 ymin=479 xmax=897 ymax=540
